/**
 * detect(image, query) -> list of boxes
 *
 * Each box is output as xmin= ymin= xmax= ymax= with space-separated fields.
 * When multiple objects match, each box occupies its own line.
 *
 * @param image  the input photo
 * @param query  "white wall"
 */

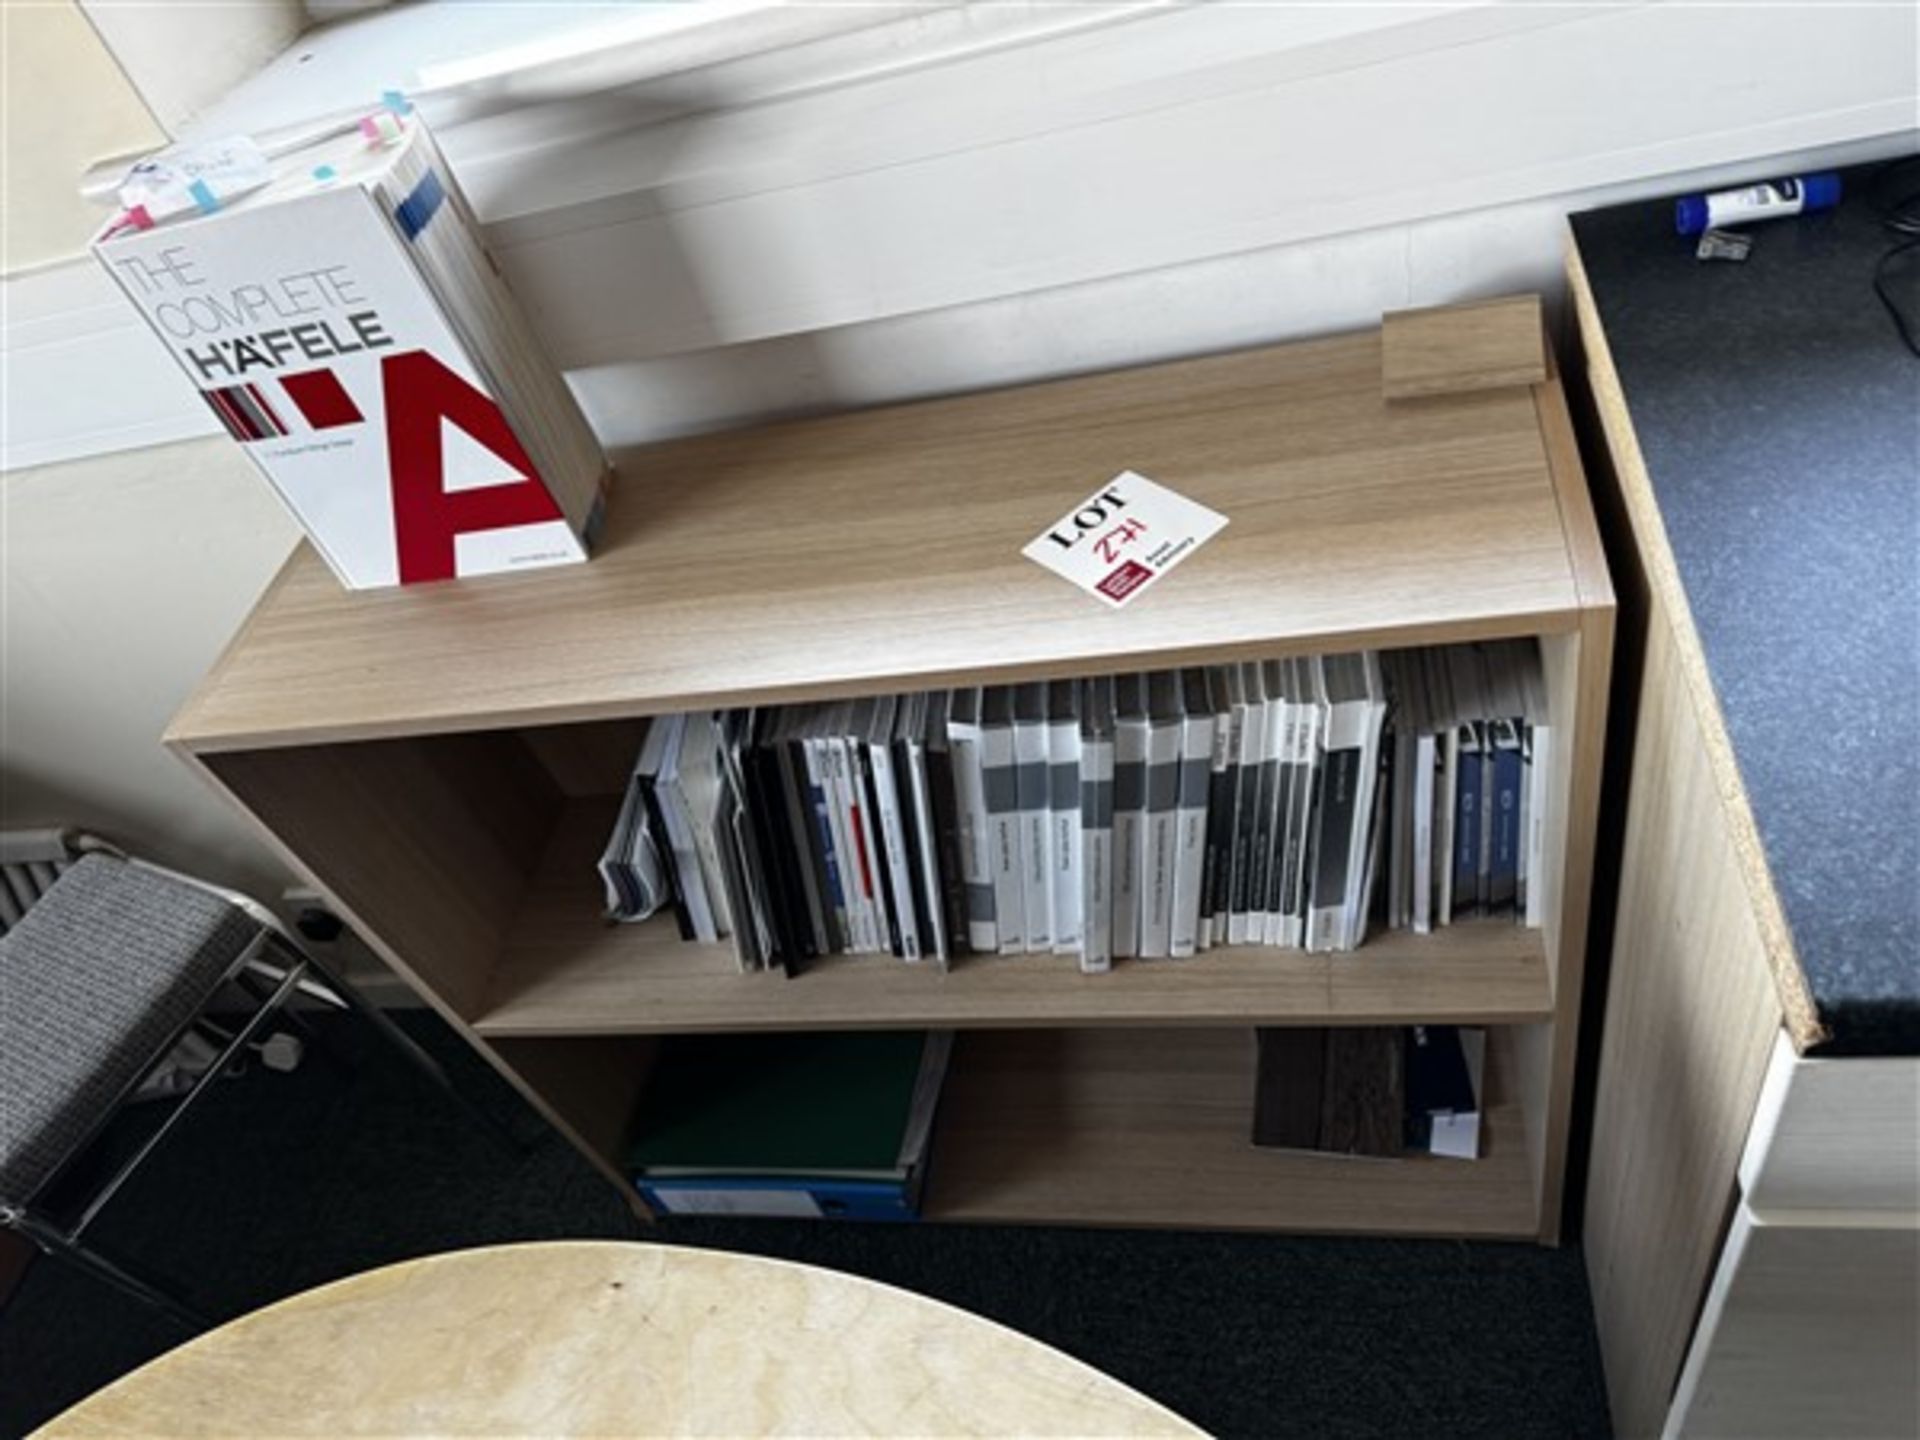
xmin=473 ymin=4 xmax=1914 ymax=362
xmin=10 ymin=1 xmax=1916 ymax=465
xmin=558 ymin=135 xmax=1911 ymax=449
xmin=77 ymin=0 xmax=308 ymax=133
xmin=1 ymin=438 xmax=301 ymax=897
xmin=0 ymin=0 xmax=300 ymax=895
xmin=0 ymin=0 xmax=165 ymax=271
xmin=2 ymin=0 xmax=1915 ymax=893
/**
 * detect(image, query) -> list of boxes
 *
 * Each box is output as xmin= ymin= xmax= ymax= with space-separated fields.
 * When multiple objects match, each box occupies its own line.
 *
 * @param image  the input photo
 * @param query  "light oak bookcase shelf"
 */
xmin=928 ymin=1027 xmax=1535 ymax=1235
xmin=169 ymin=312 xmax=1612 ymax=1243
xmin=479 ymin=796 xmax=1555 ymax=1037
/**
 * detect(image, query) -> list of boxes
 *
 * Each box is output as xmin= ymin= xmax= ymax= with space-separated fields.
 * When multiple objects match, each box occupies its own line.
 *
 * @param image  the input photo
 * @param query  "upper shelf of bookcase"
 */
xmin=170 ymin=324 xmax=1597 ymax=754
xmin=474 ymin=796 xmax=1555 ymax=1036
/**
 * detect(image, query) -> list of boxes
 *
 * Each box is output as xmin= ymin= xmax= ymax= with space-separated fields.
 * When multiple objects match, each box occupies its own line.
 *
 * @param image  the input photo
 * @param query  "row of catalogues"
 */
xmin=1381 ymin=640 xmax=1553 ymax=934
xmin=598 ymin=642 xmax=1550 ymax=974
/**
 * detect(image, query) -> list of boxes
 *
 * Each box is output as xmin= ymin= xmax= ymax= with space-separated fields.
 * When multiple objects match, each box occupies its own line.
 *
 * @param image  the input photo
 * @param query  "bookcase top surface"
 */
xmin=172 ymin=328 xmax=1590 ymax=751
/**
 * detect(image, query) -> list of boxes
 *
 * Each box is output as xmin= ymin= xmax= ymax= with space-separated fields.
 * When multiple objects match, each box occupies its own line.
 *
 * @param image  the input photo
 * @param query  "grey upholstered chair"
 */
xmin=0 ymin=831 xmax=492 ymax=1329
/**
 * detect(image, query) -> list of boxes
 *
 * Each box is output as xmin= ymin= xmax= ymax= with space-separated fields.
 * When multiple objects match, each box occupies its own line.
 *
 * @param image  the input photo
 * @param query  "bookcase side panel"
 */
xmin=198 ymin=732 xmax=560 ymax=1023
xmin=517 ymin=717 xmax=652 ymax=799
xmin=1515 ymin=610 xmax=1612 ymax=1242
xmin=1511 ymin=357 xmax=1614 ymax=1244
xmin=1581 ymin=614 xmax=1781 ymax=1438
xmin=488 ymin=1035 xmax=662 ymax=1216
xmin=179 ymin=733 xmax=659 ymax=1209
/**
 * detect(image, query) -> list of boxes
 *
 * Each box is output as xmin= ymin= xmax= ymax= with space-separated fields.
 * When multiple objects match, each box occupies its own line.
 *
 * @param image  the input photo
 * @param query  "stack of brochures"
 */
xmin=627 ymin=1030 xmax=953 ymax=1219
xmin=599 ymin=642 xmax=1551 ymax=973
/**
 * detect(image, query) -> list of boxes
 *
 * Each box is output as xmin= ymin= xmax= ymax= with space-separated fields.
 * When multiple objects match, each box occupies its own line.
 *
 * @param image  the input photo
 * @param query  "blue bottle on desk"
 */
xmin=1675 ymin=173 xmax=1842 ymax=235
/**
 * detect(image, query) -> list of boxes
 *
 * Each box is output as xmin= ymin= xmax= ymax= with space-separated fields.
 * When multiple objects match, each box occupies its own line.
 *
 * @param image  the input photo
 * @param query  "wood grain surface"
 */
xmin=158 ymin=310 xmax=1611 ymax=1249
xmin=1569 ymin=233 xmax=1804 ymax=1438
xmin=929 ymin=1027 xmax=1536 ymax=1236
xmin=38 ymin=1242 xmax=1200 ymax=1437
xmin=1513 ymin=350 xmax=1615 ymax=1242
xmin=1580 ymin=614 xmax=1782 ymax=1438
xmin=1382 ymin=295 xmax=1547 ymax=399
xmin=1566 ymin=241 xmax=1817 ymax=1048
xmin=169 ymin=331 xmax=1581 ymax=753
xmin=478 ymin=798 xmax=1555 ymax=1035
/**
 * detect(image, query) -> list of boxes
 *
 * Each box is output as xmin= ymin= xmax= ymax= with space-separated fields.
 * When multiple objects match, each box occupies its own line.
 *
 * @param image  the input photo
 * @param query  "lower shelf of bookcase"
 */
xmin=474 ymin=799 xmax=1557 ymax=1037
xmin=602 ymin=1027 xmax=1537 ymax=1237
xmin=922 ymin=1027 xmax=1538 ymax=1237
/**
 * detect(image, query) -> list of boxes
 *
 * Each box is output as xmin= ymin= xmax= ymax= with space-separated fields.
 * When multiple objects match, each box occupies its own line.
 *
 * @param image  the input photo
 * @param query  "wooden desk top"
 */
xmin=169 ymin=328 xmax=1589 ymax=753
xmin=38 ymin=1241 xmax=1199 ymax=1438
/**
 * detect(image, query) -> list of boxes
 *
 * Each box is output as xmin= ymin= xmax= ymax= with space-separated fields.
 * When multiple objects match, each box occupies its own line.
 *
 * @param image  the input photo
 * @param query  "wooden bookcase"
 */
xmin=168 ymin=309 xmax=1612 ymax=1243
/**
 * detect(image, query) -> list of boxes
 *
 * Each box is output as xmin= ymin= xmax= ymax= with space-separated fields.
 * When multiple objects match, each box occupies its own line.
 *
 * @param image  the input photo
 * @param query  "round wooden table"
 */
xmin=40 ymin=1240 xmax=1201 ymax=1437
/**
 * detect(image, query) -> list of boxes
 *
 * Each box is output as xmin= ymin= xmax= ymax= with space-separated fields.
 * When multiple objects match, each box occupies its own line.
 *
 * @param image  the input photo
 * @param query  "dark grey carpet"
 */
xmin=0 ymin=1010 xmax=1611 ymax=1437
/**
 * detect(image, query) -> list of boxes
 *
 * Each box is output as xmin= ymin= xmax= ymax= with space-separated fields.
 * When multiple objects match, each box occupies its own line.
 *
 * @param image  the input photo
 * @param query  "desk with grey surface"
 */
xmin=1569 ymin=169 xmax=1920 ymax=1440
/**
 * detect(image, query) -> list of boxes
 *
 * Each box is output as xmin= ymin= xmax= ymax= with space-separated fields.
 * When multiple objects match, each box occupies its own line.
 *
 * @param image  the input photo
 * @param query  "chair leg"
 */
xmin=297 ymin=950 xmax=527 ymax=1156
xmin=68 ymin=962 xmax=308 ymax=1241
xmin=270 ymin=1001 xmax=350 ymax=1079
xmin=9 ymin=1211 xmax=207 ymax=1332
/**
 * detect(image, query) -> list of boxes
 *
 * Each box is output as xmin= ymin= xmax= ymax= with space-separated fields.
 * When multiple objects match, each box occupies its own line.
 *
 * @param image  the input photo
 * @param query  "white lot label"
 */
xmin=1022 ymin=470 xmax=1227 ymax=608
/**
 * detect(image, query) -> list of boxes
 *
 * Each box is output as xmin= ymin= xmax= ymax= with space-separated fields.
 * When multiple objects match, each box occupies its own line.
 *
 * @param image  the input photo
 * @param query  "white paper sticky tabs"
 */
xmin=1022 ymin=470 xmax=1226 ymax=608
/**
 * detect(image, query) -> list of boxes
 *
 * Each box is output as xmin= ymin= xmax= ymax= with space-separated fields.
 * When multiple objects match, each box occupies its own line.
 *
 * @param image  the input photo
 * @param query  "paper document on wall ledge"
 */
xmin=1023 ymin=471 xmax=1227 ymax=608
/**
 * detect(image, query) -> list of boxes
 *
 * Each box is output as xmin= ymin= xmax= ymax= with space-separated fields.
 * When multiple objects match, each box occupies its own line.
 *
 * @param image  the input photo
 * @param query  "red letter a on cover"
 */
xmin=383 ymin=349 xmax=562 ymax=583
